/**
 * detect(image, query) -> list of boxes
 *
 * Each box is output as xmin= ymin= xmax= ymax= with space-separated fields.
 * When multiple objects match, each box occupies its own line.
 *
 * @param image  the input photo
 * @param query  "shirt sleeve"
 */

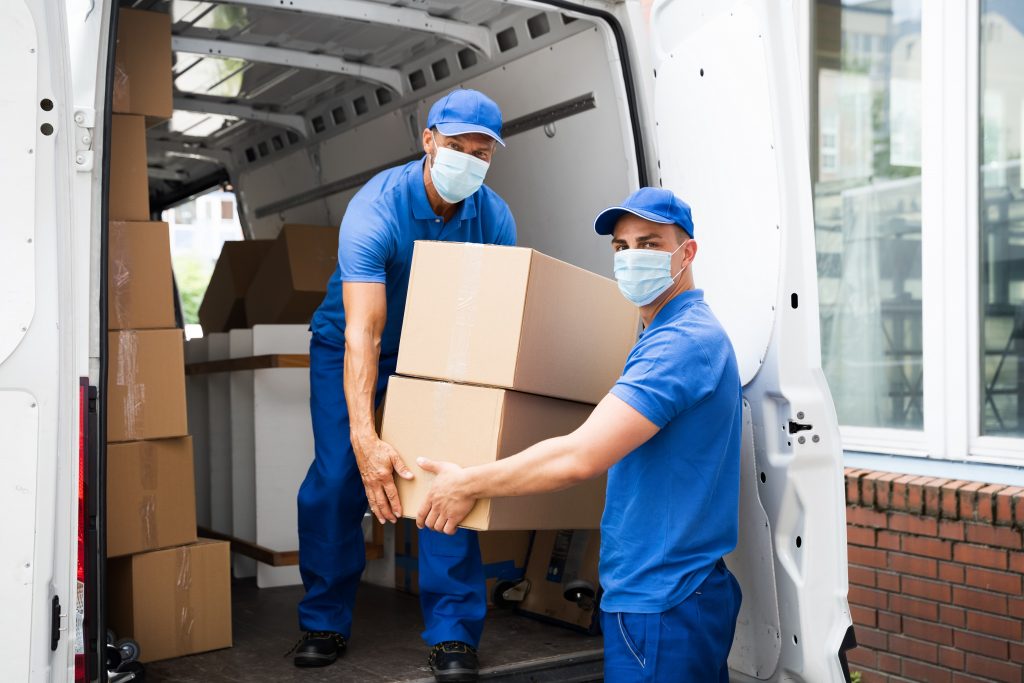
xmin=610 ymin=326 xmax=721 ymax=428
xmin=494 ymin=209 xmax=517 ymax=247
xmin=337 ymin=201 xmax=394 ymax=284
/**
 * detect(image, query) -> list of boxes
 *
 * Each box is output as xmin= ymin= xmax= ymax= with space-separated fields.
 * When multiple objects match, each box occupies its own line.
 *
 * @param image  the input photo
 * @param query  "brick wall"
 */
xmin=844 ymin=469 xmax=1024 ymax=683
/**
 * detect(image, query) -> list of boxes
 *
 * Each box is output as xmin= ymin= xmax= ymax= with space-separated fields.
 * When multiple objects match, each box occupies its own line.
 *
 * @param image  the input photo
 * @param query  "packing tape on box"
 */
xmin=448 ymin=243 xmax=485 ymax=380
xmin=175 ymin=546 xmax=196 ymax=654
xmin=138 ymin=443 xmax=158 ymax=549
xmin=110 ymin=226 xmax=132 ymax=327
xmin=139 ymin=495 xmax=157 ymax=550
xmin=113 ymin=39 xmax=129 ymax=110
xmin=115 ymin=330 xmax=146 ymax=440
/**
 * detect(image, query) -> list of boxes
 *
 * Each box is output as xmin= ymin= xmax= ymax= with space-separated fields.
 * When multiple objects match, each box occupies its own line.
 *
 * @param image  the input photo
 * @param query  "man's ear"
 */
xmin=421 ymin=128 xmax=433 ymax=156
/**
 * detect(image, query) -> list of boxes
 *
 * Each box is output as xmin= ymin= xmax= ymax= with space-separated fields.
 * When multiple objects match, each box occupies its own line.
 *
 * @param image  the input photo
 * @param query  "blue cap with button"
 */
xmin=427 ymin=89 xmax=505 ymax=147
xmin=593 ymin=187 xmax=694 ymax=238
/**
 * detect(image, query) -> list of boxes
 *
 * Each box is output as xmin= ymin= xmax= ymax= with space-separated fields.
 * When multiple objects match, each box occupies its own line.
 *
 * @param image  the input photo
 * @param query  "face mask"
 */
xmin=613 ymin=242 xmax=686 ymax=306
xmin=429 ymin=132 xmax=490 ymax=204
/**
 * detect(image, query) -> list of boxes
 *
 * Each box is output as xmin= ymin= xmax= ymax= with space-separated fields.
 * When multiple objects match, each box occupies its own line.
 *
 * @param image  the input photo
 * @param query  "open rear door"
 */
xmin=644 ymin=1 xmax=854 ymax=681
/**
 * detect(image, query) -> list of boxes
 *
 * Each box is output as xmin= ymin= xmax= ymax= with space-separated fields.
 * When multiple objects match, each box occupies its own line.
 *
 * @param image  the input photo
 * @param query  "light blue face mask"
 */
xmin=613 ymin=242 xmax=686 ymax=306
xmin=429 ymin=132 xmax=490 ymax=204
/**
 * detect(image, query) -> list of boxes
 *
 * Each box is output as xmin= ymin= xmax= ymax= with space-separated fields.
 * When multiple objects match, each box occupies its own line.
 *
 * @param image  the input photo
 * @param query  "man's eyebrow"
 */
xmin=635 ymin=233 xmax=662 ymax=242
xmin=611 ymin=237 xmax=628 ymax=245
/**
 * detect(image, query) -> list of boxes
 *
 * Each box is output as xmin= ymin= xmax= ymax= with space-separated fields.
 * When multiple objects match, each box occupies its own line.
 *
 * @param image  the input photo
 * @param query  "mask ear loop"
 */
xmin=670 ymin=239 xmax=690 ymax=281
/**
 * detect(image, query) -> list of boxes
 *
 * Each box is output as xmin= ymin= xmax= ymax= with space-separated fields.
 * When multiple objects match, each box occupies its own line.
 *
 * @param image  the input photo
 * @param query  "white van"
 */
xmin=1 ymin=0 xmax=854 ymax=680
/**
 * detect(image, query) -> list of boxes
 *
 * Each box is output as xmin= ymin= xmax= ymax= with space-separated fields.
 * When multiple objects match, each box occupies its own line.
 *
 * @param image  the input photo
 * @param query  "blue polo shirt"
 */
xmin=310 ymin=158 xmax=516 ymax=354
xmin=600 ymin=289 xmax=742 ymax=613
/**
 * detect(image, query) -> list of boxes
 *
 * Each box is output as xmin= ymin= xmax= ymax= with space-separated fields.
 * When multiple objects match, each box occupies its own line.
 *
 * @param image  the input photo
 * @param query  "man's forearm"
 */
xmin=344 ymin=328 xmax=382 ymax=447
xmin=463 ymin=435 xmax=598 ymax=499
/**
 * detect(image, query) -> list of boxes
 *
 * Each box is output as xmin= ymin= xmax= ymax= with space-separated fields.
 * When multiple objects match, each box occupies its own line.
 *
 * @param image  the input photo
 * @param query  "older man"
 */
xmin=416 ymin=187 xmax=743 ymax=682
xmin=294 ymin=89 xmax=515 ymax=681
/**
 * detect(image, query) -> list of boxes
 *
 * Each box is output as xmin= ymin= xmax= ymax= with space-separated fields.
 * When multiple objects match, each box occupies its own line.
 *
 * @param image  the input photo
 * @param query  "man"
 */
xmin=416 ymin=187 xmax=743 ymax=682
xmin=294 ymin=89 xmax=515 ymax=681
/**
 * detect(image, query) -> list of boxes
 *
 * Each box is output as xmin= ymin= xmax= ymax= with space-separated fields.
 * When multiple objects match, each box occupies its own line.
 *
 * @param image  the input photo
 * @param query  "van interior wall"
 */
xmin=237 ymin=27 xmax=633 ymax=278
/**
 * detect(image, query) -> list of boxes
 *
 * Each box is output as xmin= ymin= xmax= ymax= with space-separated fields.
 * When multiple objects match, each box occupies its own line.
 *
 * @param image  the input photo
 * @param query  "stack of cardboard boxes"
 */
xmin=383 ymin=241 xmax=639 ymax=627
xmin=105 ymin=8 xmax=232 ymax=663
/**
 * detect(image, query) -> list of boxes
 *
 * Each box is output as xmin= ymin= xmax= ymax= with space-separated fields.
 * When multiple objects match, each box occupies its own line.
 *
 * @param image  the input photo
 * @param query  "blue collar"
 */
xmin=409 ymin=156 xmax=478 ymax=223
xmin=646 ymin=288 xmax=704 ymax=331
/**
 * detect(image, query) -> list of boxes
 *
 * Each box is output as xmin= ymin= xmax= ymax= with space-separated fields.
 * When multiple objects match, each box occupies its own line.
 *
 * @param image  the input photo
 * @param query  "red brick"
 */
xmin=890 ymin=594 xmax=938 ymax=620
xmin=952 ymin=542 xmax=1007 ymax=570
xmin=848 ymin=525 xmax=876 ymax=547
xmin=940 ymin=645 xmax=966 ymax=671
xmin=847 ymin=647 xmax=876 ymax=669
xmin=901 ymin=535 xmax=951 ymax=560
xmin=851 ymin=604 xmax=877 ymax=627
xmin=861 ymin=471 xmax=889 ymax=508
xmin=889 ymin=511 xmax=939 ymax=537
xmin=877 ymin=652 xmax=901 ymax=674
xmin=940 ymin=604 xmax=966 ymax=628
xmin=876 ymin=570 xmax=899 ymax=592
xmin=965 ymin=566 xmax=1023 ymax=595
xmin=877 ymin=610 xmax=901 ymax=632
xmin=902 ymin=615 xmax=953 ymax=646
xmin=954 ymin=630 xmax=1009 ymax=659
xmin=860 ymin=671 xmax=888 ymax=683
xmin=1010 ymin=642 xmax=1024 ymax=664
xmin=939 ymin=561 xmax=965 ymax=584
xmin=906 ymin=476 xmax=934 ymax=515
xmin=977 ymin=484 xmax=1006 ymax=523
xmin=888 ymin=633 xmax=937 ymax=662
xmin=849 ymin=564 xmax=876 ymax=588
xmin=876 ymin=530 xmax=900 ymax=550
xmin=891 ymin=474 xmax=917 ymax=512
xmin=888 ymin=551 xmax=938 ymax=578
xmin=964 ymin=653 xmax=1023 ymax=683
xmin=952 ymin=585 xmax=1008 ymax=615
xmin=942 ymin=480 xmax=971 ymax=519
xmin=1009 ymin=598 xmax=1024 ymax=619
xmin=902 ymin=659 xmax=952 ymax=683
xmin=848 ymin=505 xmax=888 ymax=529
xmin=849 ymin=585 xmax=888 ymax=610
xmin=966 ymin=610 xmax=1023 ymax=640
xmin=849 ymin=546 xmax=887 ymax=569
xmin=1010 ymin=551 xmax=1024 ymax=574
xmin=856 ymin=625 xmax=888 ymax=650
xmin=924 ymin=478 xmax=951 ymax=517
xmin=959 ymin=481 xmax=986 ymax=520
xmin=965 ymin=523 xmax=1024 ymax=550
xmin=1014 ymin=489 xmax=1024 ymax=527
xmin=901 ymin=575 xmax=951 ymax=602
xmin=954 ymin=674 xmax=995 ymax=683
xmin=939 ymin=519 xmax=966 ymax=541
xmin=994 ymin=486 xmax=1023 ymax=526
xmin=845 ymin=469 xmax=867 ymax=505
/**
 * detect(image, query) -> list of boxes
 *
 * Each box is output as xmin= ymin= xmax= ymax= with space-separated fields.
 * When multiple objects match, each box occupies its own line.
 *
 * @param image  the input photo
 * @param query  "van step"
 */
xmin=405 ymin=649 xmax=603 ymax=683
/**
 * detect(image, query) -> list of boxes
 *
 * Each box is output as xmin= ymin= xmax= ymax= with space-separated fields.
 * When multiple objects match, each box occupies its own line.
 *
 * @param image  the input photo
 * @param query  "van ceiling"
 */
xmin=131 ymin=0 xmax=593 ymax=213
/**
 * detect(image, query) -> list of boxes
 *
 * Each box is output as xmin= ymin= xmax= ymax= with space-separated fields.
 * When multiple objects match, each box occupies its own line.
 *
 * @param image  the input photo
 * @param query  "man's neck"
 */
xmin=422 ymin=158 xmax=458 ymax=223
xmin=640 ymin=277 xmax=694 ymax=327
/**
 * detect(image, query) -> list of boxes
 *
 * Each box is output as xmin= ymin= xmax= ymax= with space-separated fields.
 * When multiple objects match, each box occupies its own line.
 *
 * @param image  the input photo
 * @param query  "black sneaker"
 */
xmin=428 ymin=641 xmax=479 ymax=682
xmin=290 ymin=631 xmax=347 ymax=668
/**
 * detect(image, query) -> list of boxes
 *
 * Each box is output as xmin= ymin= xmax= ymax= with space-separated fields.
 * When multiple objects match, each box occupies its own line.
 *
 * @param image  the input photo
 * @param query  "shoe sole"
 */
xmin=431 ymin=667 xmax=479 ymax=682
xmin=294 ymin=652 xmax=339 ymax=668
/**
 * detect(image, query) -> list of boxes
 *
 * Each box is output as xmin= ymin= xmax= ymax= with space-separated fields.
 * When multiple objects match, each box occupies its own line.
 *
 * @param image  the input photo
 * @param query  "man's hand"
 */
xmin=353 ymin=436 xmax=413 ymax=524
xmin=415 ymin=458 xmax=477 ymax=535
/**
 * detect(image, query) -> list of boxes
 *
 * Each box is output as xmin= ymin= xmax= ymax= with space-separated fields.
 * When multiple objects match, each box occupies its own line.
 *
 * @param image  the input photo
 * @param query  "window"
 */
xmin=979 ymin=3 xmax=1024 ymax=436
xmin=813 ymin=1 xmax=923 ymax=430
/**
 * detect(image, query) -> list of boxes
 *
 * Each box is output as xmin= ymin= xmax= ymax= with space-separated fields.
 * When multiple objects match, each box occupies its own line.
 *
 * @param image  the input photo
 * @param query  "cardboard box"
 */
xmin=198 ymin=240 xmax=274 ymax=333
xmin=395 ymin=519 xmax=532 ymax=606
xmin=107 ymin=437 xmax=198 ymax=557
xmin=383 ymin=376 xmax=605 ymax=530
xmin=518 ymin=529 xmax=601 ymax=633
xmin=107 ymin=540 xmax=232 ymax=662
xmin=398 ymin=241 xmax=639 ymax=405
xmin=112 ymin=9 xmax=173 ymax=121
xmin=108 ymin=221 xmax=175 ymax=330
xmin=109 ymin=115 xmax=150 ymax=221
xmin=244 ymin=224 xmax=338 ymax=326
xmin=107 ymin=329 xmax=189 ymax=442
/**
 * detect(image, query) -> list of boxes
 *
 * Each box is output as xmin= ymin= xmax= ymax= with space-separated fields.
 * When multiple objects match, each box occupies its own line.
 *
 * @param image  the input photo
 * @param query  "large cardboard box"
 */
xmin=244 ymin=224 xmax=338 ymax=326
xmin=395 ymin=519 xmax=532 ymax=606
xmin=108 ymin=221 xmax=175 ymax=330
xmin=198 ymin=240 xmax=274 ymax=333
xmin=107 ymin=540 xmax=232 ymax=662
xmin=109 ymin=115 xmax=150 ymax=221
xmin=383 ymin=376 xmax=605 ymax=530
xmin=518 ymin=529 xmax=600 ymax=633
xmin=106 ymin=437 xmax=198 ymax=557
xmin=398 ymin=241 xmax=639 ymax=405
xmin=112 ymin=9 xmax=173 ymax=121
xmin=107 ymin=329 xmax=188 ymax=442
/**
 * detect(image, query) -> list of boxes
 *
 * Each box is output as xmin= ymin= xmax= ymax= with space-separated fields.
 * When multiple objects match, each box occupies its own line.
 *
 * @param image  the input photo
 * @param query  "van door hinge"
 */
xmin=50 ymin=595 xmax=61 ymax=650
xmin=73 ymin=107 xmax=95 ymax=172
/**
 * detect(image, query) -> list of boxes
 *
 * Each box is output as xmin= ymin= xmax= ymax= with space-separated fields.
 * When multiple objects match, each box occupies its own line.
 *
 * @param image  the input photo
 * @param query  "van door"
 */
xmin=0 ymin=0 xmax=84 ymax=681
xmin=645 ymin=1 xmax=854 ymax=681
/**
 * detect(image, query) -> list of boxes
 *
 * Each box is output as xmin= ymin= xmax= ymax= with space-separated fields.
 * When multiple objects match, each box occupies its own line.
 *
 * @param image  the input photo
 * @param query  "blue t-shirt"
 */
xmin=600 ymin=289 xmax=742 ymax=613
xmin=310 ymin=158 xmax=517 ymax=354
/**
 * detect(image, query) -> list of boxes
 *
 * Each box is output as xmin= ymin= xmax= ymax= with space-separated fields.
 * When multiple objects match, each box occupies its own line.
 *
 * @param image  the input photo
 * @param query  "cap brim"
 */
xmin=593 ymin=206 xmax=676 ymax=235
xmin=435 ymin=122 xmax=506 ymax=146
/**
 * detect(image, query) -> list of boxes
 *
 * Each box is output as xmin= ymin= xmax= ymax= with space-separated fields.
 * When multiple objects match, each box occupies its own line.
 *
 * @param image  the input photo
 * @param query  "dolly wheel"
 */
xmin=116 ymin=638 xmax=141 ymax=664
xmin=492 ymin=579 xmax=531 ymax=608
xmin=563 ymin=580 xmax=596 ymax=611
xmin=106 ymin=628 xmax=118 ymax=645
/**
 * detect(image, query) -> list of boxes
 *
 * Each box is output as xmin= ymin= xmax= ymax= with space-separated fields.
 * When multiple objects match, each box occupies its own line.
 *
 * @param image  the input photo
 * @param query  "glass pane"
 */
xmin=813 ymin=1 xmax=923 ymax=430
xmin=979 ymin=3 xmax=1024 ymax=436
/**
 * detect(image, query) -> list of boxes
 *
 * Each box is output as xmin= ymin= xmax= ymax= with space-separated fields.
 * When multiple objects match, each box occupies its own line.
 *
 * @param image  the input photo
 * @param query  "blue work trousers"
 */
xmin=297 ymin=333 xmax=487 ymax=646
xmin=601 ymin=560 xmax=742 ymax=682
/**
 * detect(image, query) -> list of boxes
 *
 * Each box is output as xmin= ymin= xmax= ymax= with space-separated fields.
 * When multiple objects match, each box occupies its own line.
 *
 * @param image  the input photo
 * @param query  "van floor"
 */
xmin=144 ymin=580 xmax=603 ymax=682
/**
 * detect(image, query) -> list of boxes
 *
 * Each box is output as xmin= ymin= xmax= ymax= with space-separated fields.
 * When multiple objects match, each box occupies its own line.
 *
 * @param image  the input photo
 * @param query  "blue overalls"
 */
xmin=298 ymin=158 xmax=517 ymax=647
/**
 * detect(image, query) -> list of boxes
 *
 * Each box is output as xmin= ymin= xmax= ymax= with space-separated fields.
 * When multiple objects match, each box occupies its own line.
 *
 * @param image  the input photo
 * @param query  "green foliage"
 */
xmin=851 ymin=671 xmax=862 ymax=683
xmin=173 ymin=255 xmax=213 ymax=325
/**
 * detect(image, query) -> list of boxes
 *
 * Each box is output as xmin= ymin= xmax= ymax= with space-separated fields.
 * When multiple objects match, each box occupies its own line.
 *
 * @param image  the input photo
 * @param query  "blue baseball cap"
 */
xmin=594 ymin=187 xmax=694 ymax=238
xmin=427 ymin=89 xmax=505 ymax=146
